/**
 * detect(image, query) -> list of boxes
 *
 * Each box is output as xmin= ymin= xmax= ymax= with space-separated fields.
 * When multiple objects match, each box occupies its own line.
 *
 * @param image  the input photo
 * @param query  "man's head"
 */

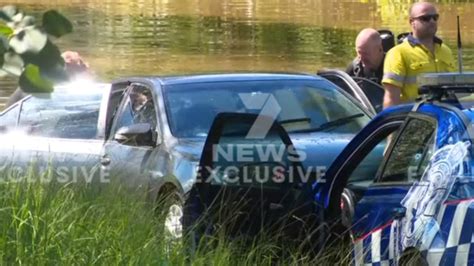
xmin=409 ymin=2 xmax=439 ymax=40
xmin=129 ymin=86 xmax=151 ymax=112
xmin=61 ymin=51 xmax=90 ymax=77
xmin=355 ymin=28 xmax=384 ymax=71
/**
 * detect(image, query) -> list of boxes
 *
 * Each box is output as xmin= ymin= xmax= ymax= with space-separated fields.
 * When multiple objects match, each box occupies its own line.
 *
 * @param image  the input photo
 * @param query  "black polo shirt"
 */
xmin=345 ymin=56 xmax=384 ymax=85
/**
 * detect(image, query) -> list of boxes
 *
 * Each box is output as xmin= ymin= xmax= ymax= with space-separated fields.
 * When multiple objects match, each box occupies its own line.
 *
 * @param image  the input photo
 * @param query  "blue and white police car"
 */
xmin=320 ymin=72 xmax=474 ymax=265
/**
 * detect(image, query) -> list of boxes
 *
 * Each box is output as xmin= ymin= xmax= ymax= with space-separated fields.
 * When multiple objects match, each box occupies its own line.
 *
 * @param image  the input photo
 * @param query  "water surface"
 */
xmin=1 ymin=0 xmax=473 ymax=96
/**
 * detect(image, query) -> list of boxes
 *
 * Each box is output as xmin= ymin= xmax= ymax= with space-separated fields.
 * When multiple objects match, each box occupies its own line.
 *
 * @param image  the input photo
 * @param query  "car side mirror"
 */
xmin=114 ymin=123 xmax=156 ymax=146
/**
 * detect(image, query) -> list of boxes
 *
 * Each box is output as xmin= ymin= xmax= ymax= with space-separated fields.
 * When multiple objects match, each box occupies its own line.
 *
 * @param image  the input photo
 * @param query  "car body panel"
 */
xmin=4 ymin=135 xmax=104 ymax=183
xmin=0 ymin=83 xmax=110 ymax=182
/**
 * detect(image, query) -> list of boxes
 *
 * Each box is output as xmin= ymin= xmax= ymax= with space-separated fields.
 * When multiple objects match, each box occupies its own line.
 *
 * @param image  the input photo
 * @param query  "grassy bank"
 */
xmin=0 ymin=179 xmax=350 ymax=265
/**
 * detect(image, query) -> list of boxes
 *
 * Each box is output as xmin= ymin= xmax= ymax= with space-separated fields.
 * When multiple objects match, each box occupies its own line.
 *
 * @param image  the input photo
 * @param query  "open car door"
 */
xmin=194 ymin=112 xmax=321 ymax=245
xmin=318 ymin=69 xmax=384 ymax=114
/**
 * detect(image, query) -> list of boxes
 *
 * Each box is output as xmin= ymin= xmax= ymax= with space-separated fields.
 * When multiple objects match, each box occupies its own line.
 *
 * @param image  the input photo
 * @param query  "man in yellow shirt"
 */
xmin=382 ymin=2 xmax=455 ymax=108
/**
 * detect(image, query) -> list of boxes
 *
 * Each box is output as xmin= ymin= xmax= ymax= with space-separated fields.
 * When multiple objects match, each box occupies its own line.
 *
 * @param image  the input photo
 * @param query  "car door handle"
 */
xmin=101 ymin=156 xmax=111 ymax=166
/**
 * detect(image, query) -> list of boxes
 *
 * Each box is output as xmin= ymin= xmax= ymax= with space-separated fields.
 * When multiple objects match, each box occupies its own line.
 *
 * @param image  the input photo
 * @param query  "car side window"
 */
xmin=114 ymin=85 xmax=157 ymax=133
xmin=346 ymin=124 xmax=401 ymax=188
xmin=379 ymin=118 xmax=436 ymax=183
xmin=17 ymin=93 xmax=102 ymax=139
xmin=103 ymin=85 xmax=129 ymax=138
xmin=347 ymin=135 xmax=391 ymax=186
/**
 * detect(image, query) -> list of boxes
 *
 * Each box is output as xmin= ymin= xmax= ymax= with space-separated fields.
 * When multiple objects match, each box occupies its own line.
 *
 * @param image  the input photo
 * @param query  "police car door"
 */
xmin=349 ymin=115 xmax=437 ymax=240
xmin=196 ymin=112 xmax=320 ymax=243
xmin=320 ymin=110 xmax=436 ymax=256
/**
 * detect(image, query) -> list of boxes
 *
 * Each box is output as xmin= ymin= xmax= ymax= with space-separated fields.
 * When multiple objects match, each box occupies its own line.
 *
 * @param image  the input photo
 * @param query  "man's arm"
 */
xmin=383 ymin=83 xmax=401 ymax=109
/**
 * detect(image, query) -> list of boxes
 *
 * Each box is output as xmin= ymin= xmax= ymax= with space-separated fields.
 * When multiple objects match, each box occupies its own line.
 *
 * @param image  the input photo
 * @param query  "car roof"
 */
xmin=151 ymin=73 xmax=326 ymax=86
xmin=52 ymin=81 xmax=109 ymax=94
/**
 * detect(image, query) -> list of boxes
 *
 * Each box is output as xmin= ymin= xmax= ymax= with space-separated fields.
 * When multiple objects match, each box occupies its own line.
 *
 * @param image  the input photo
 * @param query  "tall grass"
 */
xmin=0 ymin=174 xmax=351 ymax=265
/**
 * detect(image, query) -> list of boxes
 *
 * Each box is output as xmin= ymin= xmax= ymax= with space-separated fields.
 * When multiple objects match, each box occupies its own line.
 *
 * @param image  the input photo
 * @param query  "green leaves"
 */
xmin=42 ymin=10 xmax=73 ymax=38
xmin=0 ymin=6 xmax=74 ymax=93
xmin=19 ymin=64 xmax=54 ymax=93
xmin=9 ymin=26 xmax=47 ymax=54
xmin=21 ymin=40 xmax=67 ymax=81
xmin=1 ymin=52 xmax=23 ymax=76
xmin=0 ymin=24 xmax=12 ymax=37
xmin=0 ymin=5 xmax=17 ymax=22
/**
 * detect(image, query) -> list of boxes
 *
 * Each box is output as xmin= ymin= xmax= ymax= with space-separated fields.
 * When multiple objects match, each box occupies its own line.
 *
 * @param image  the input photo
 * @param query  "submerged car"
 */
xmin=187 ymin=72 xmax=474 ymax=265
xmin=0 ymin=72 xmax=377 ymax=237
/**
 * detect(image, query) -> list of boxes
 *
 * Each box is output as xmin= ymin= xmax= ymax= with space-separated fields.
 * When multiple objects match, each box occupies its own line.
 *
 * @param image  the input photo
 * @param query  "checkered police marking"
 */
xmin=352 ymin=141 xmax=474 ymax=265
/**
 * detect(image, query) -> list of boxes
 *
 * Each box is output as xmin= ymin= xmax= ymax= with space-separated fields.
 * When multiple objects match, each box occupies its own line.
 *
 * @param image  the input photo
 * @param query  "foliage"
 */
xmin=0 ymin=5 xmax=73 ymax=93
xmin=0 ymin=172 xmax=351 ymax=264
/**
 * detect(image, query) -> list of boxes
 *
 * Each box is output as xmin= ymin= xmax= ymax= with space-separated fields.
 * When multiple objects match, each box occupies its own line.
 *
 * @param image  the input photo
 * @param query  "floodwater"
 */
xmin=1 ymin=0 xmax=474 ymax=96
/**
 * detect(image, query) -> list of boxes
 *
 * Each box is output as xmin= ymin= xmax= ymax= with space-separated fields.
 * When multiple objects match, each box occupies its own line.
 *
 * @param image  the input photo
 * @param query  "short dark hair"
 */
xmin=130 ymin=85 xmax=152 ymax=98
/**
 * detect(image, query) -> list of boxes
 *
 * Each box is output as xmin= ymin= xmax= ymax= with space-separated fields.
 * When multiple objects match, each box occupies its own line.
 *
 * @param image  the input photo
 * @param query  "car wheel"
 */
xmin=398 ymin=248 xmax=428 ymax=266
xmin=156 ymin=190 xmax=184 ymax=241
xmin=164 ymin=197 xmax=184 ymax=239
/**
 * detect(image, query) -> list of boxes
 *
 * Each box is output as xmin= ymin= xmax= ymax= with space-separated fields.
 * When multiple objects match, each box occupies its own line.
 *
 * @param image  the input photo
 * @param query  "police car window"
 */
xmin=114 ymin=85 xmax=157 ymax=133
xmin=347 ymin=132 xmax=394 ymax=186
xmin=379 ymin=118 xmax=436 ymax=183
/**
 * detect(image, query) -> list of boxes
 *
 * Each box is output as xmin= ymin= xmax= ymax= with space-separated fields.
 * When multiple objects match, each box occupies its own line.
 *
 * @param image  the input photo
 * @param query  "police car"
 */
xmin=320 ymin=72 xmax=474 ymax=265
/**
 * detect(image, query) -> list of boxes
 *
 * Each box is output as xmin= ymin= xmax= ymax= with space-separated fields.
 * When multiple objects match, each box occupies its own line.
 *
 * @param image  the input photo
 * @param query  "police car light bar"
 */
xmin=418 ymin=73 xmax=474 ymax=99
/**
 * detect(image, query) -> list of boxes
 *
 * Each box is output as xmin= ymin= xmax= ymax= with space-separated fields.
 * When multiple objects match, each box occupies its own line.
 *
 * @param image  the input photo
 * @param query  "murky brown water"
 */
xmin=1 ymin=0 xmax=474 ymax=97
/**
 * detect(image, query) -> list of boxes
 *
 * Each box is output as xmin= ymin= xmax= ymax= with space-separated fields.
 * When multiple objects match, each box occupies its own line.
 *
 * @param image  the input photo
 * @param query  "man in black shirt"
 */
xmin=346 ymin=28 xmax=385 ymax=85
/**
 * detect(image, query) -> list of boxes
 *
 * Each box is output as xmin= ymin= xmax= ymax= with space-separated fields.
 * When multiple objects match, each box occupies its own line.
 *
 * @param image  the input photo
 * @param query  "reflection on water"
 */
xmin=1 ymin=0 xmax=474 ymax=96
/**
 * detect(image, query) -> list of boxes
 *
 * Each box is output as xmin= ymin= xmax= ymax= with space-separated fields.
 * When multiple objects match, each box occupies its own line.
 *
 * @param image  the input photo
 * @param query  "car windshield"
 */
xmin=1 ymin=84 xmax=107 ymax=139
xmin=163 ymin=79 xmax=371 ymax=138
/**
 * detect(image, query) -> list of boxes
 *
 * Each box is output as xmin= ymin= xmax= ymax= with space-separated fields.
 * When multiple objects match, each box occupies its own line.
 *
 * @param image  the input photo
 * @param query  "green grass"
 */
xmin=0 ymin=175 xmax=351 ymax=265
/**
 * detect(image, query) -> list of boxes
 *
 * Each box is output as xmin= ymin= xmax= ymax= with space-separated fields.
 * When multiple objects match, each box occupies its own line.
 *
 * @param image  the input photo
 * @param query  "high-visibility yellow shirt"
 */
xmin=382 ymin=35 xmax=455 ymax=102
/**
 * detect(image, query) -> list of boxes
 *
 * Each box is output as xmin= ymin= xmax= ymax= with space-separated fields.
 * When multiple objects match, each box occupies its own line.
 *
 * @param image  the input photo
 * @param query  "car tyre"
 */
xmin=156 ymin=190 xmax=184 ymax=242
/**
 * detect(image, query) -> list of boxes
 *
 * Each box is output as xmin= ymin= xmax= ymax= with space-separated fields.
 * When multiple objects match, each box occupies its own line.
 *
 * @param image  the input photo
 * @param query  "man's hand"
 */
xmin=383 ymin=83 xmax=402 ymax=109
